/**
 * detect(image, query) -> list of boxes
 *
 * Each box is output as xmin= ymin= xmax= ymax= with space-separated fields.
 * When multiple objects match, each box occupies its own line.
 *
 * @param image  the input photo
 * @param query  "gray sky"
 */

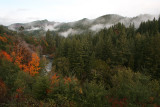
xmin=0 ymin=0 xmax=160 ymax=25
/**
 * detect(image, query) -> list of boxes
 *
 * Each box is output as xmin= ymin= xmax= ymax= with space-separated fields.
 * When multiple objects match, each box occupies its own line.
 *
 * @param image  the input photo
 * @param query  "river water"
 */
xmin=45 ymin=59 xmax=53 ymax=72
xmin=42 ymin=55 xmax=53 ymax=72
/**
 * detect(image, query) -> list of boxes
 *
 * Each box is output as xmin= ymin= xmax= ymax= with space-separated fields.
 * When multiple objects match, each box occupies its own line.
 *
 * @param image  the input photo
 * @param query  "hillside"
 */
xmin=1 ymin=15 xmax=160 ymax=106
xmin=8 ymin=14 xmax=155 ymax=37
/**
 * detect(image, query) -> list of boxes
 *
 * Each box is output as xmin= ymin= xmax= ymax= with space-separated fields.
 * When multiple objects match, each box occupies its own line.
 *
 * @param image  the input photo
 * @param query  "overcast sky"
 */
xmin=0 ymin=0 xmax=160 ymax=25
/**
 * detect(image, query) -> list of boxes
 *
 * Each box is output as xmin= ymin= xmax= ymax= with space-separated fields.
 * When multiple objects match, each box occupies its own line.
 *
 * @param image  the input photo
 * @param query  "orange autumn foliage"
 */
xmin=13 ymin=48 xmax=29 ymax=72
xmin=0 ymin=36 xmax=41 ymax=76
xmin=11 ymin=51 xmax=16 ymax=57
xmin=24 ymin=53 xmax=40 ymax=76
xmin=51 ymin=73 xmax=59 ymax=85
xmin=0 ymin=51 xmax=12 ymax=62
xmin=15 ymin=87 xmax=24 ymax=99
xmin=14 ymin=51 xmax=23 ymax=69
xmin=16 ymin=87 xmax=24 ymax=94
xmin=13 ymin=47 xmax=40 ymax=76
xmin=64 ymin=77 xmax=71 ymax=84
xmin=49 ymin=74 xmax=59 ymax=92
xmin=0 ymin=36 xmax=7 ymax=42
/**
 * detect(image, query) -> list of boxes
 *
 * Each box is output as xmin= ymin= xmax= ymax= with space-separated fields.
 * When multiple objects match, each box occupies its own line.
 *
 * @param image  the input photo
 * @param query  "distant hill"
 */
xmin=8 ymin=14 xmax=156 ymax=37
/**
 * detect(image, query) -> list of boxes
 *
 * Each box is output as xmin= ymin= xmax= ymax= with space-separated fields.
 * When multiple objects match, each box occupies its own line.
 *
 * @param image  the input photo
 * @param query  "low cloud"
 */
xmin=131 ymin=14 xmax=155 ymax=28
xmin=90 ymin=24 xmax=114 ymax=32
xmin=105 ymin=24 xmax=113 ymax=28
xmin=26 ymin=27 xmax=40 ymax=31
xmin=90 ymin=24 xmax=104 ymax=31
xmin=44 ymin=25 xmax=57 ymax=31
xmin=59 ymin=28 xmax=79 ymax=37
xmin=8 ymin=25 xmax=16 ymax=31
xmin=44 ymin=22 xmax=60 ymax=31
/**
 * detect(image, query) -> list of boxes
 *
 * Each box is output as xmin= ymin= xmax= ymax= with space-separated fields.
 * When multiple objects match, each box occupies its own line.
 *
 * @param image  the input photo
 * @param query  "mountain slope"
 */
xmin=8 ymin=14 xmax=155 ymax=37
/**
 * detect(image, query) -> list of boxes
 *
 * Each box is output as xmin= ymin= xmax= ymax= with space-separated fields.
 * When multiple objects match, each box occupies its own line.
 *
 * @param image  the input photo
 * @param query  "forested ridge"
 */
xmin=1 ymin=17 xmax=160 ymax=106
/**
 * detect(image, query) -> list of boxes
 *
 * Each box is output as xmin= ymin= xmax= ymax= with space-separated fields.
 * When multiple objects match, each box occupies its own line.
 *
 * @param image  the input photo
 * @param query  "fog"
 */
xmin=59 ymin=28 xmax=79 ymax=37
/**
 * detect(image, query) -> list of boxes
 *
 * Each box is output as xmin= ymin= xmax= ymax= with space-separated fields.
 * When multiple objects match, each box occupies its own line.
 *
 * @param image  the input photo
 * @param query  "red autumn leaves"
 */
xmin=0 ymin=34 xmax=41 ymax=76
xmin=0 ymin=50 xmax=40 ymax=76
xmin=14 ymin=52 xmax=40 ymax=76
xmin=51 ymin=73 xmax=59 ymax=85
xmin=0 ymin=51 xmax=12 ymax=62
xmin=46 ymin=74 xmax=75 ymax=94
xmin=0 ymin=36 xmax=7 ymax=42
xmin=50 ymin=74 xmax=73 ymax=86
xmin=15 ymin=87 xmax=24 ymax=99
xmin=106 ymin=97 xmax=127 ymax=107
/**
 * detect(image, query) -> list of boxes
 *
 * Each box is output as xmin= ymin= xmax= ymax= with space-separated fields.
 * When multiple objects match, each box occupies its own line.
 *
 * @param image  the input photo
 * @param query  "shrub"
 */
xmin=107 ymin=68 xmax=160 ymax=106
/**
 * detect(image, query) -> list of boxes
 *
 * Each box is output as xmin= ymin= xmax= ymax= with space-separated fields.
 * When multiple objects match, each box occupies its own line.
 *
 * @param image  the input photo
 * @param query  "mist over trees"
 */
xmin=0 ymin=17 xmax=160 ymax=106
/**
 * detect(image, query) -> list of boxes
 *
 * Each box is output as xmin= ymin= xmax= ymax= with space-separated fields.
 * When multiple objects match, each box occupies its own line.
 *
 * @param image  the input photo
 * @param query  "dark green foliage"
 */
xmin=53 ymin=18 xmax=160 ymax=105
xmin=45 ymin=30 xmax=56 ymax=54
xmin=48 ymin=78 xmax=79 ymax=106
xmin=0 ymin=59 xmax=19 ymax=92
xmin=32 ymin=76 xmax=50 ymax=100
xmin=90 ymin=59 xmax=112 ymax=89
xmin=53 ymin=57 xmax=70 ymax=76
xmin=80 ymin=81 xmax=108 ymax=106
xmin=107 ymin=68 xmax=160 ymax=105
xmin=138 ymin=17 xmax=159 ymax=35
xmin=14 ymin=71 xmax=34 ymax=94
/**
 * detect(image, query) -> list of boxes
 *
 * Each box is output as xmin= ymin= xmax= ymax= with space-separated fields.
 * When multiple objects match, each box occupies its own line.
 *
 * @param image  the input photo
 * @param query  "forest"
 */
xmin=0 ymin=17 xmax=160 ymax=106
